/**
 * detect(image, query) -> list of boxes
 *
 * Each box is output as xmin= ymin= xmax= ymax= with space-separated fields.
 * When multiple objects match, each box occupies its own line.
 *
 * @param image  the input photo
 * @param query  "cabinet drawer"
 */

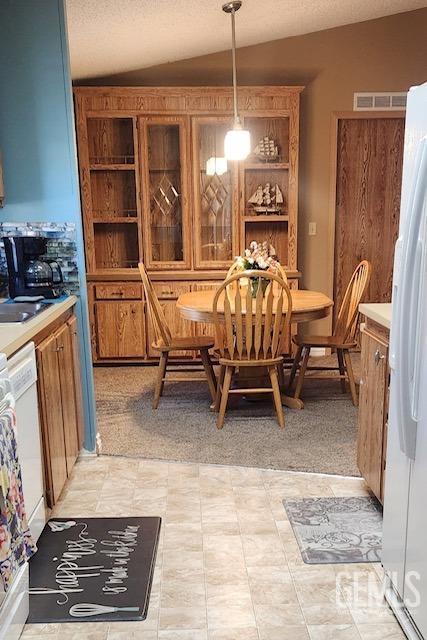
xmin=153 ymin=281 xmax=193 ymax=300
xmin=95 ymin=283 xmax=142 ymax=300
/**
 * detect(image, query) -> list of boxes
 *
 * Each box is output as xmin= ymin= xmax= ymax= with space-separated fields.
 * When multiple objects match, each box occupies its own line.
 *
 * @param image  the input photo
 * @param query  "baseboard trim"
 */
xmin=78 ymin=447 xmax=97 ymax=459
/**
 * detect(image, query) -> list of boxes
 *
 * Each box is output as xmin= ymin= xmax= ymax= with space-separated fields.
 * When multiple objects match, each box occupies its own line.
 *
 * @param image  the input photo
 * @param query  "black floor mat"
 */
xmin=28 ymin=517 xmax=161 ymax=623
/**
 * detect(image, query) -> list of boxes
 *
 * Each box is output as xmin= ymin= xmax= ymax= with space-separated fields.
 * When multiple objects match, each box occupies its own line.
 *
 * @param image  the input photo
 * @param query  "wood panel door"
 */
xmin=95 ymin=300 xmax=145 ymax=358
xmin=36 ymin=333 xmax=67 ymax=506
xmin=333 ymin=115 xmax=404 ymax=324
xmin=56 ymin=323 xmax=79 ymax=475
xmin=357 ymin=329 xmax=389 ymax=502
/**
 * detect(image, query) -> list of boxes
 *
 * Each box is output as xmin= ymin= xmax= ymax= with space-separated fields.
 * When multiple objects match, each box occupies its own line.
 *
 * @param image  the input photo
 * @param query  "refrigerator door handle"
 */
xmin=389 ymin=237 xmax=403 ymax=372
xmin=395 ymin=136 xmax=427 ymax=459
xmin=410 ymin=236 xmax=426 ymax=422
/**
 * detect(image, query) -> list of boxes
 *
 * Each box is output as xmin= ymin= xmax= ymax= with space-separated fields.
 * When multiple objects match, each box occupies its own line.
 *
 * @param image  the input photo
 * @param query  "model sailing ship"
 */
xmin=248 ymin=182 xmax=284 ymax=214
xmin=253 ymin=136 xmax=279 ymax=161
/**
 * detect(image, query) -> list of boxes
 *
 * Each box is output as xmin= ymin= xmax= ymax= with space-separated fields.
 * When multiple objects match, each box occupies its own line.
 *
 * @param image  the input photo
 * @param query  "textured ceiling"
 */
xmin=66 ymin=0 xmax=427 ymax=80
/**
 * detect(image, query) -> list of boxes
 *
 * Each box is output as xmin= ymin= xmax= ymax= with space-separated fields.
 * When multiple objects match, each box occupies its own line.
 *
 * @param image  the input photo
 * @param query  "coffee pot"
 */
xmin=3 ymin=236 xmax=63 ymax=299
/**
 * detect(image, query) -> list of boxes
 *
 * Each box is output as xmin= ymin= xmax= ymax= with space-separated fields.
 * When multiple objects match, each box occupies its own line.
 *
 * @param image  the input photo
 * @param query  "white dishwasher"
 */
xmin=0 ymin=342 xmax=46 ymax=639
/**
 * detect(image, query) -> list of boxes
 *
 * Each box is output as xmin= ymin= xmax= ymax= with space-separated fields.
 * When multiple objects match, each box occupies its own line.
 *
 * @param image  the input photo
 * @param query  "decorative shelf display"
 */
xmin=240 ymin=115 xmax=293 ymax=264
xmin=248 ymin=182 xmax=285 ymax=215
xmin=253 ymin=136 xmax=280 ymax=162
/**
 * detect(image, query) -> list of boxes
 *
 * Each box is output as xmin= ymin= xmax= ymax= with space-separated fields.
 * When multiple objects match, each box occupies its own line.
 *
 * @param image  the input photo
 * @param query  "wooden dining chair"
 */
xmin=213 ymin=269 xmax=292 ymax=429
xmin=138 ymin=263 xmax=217 ymax=408
xmin=288 ymin=260 xmax=371 ymax=406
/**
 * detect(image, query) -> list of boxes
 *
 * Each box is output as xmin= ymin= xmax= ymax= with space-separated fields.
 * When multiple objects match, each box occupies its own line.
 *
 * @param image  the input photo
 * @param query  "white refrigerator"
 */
xmin=383 ymin=81 xmax=427 ymax=640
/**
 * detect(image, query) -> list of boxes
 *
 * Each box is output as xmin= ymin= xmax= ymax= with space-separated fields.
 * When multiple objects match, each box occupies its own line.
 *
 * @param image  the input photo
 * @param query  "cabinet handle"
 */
xmin=110 ymin=291 xmax=124 ymax=296
xmin=374 ymin=349 xmax=385 ymax=364
xmin=56 ymin=345 xmax=64 ymax=352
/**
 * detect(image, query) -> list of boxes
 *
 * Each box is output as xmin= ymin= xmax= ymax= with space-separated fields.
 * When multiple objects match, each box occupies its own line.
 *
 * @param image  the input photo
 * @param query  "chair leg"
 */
xmin=343 ymin=349 xmax=358 ymax=406
xmin=217 ymin=365 xmax=233 ymax=430
xmin=269 ymin=365 xmax=285 ymax=429
xmin=153 ymin=352 xmax=168 ymax=409
xmin=337 ymin=349 xmax=347 ymax=394
xmin=200 ymin=348 xmax=217 ymax=402
xmin=294 ymin=346 xmax=310 ymax=400
xmin=214 ymin=364 xmax=225 ymax=413
xmin=288 ymin=345 xmax=303 ymax=390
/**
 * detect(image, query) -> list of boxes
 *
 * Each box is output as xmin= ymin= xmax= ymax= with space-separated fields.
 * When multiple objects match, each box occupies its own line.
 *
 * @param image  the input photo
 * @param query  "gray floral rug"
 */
xmin=284 ymin=496 xmax=382 ymax=563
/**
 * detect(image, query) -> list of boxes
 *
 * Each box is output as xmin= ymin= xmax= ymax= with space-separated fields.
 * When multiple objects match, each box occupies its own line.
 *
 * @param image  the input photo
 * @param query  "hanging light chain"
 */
xmin=230 ymin=6 xmax=238 ymax=122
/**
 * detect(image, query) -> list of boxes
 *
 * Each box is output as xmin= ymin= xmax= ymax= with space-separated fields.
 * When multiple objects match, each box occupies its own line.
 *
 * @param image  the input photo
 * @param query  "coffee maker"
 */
xmin=3 ymin=236 xmax=63 ymax=299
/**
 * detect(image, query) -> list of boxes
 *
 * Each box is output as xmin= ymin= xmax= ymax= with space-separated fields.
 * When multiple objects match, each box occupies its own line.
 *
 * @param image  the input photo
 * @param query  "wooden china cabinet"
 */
xmin=74 ymin=86 xmax=303 ymax=363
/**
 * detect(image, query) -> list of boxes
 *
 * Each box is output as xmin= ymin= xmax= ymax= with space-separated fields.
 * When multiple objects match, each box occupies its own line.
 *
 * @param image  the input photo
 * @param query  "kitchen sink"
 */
xmin=0 ymin=302 xmax=49 ymax=323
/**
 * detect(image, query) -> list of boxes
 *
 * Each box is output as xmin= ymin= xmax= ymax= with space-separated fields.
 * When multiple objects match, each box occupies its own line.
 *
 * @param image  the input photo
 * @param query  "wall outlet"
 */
xmin=309 ymin=222 xmax=317 ymax=236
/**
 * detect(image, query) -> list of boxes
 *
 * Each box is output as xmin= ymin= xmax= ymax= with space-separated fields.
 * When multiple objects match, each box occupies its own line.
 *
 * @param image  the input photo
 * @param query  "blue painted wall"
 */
xmin=0 ymin=0 xmax=97 ymax=450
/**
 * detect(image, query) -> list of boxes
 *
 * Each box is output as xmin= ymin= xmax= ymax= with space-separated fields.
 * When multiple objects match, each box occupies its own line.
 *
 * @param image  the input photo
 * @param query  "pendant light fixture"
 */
xmin=222 ymin=1 xmax=250 ymax=161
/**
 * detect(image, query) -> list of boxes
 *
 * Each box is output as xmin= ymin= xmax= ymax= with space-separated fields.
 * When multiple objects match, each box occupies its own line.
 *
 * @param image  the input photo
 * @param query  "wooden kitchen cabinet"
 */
xmin=357 ymin=318 xmax=390 ymax=503
xmin=95 ymin=300 xmax=145 ymax=358
xmin=37 ymin=332 xmax=68 ymax=507
xmin=68 ymin=315 xmax=85 ymax=449
xmin=90 ymin=282 xmax=146 ymax=360
xmin=37 ymin=315 xmax=83 ymax=506
xmin=56 ymin=323 xmax=80 ymax=474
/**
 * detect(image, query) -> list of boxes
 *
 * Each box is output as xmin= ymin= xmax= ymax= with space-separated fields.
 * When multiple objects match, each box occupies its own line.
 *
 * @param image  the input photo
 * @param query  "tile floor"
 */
xmin=22 ymin=456 xmax=405 ymax=640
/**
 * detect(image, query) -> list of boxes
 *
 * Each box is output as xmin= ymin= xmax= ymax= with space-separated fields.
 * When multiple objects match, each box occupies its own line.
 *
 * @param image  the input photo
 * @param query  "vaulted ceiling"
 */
xmin=66 ymin=0 xmax=426 ymax=80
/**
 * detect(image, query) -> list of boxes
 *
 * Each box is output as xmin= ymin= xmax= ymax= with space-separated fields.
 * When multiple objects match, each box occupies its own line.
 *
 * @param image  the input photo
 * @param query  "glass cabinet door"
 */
xmin=141 ymin=117 xmax=190 ymax=268
xmin=192 ymin=117 xmax=238 ymax=269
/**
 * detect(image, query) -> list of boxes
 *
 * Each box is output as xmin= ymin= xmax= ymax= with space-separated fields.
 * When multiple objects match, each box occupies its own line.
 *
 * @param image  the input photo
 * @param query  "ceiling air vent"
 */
xmin=354 ymin=92 xmax=407 ymax=111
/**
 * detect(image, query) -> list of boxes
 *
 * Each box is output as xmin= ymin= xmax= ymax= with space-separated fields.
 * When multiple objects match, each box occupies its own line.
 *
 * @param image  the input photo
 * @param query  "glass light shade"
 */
xmin=206 ymin=156 xmax=228 ymax=176
xmin=224 ymin=127 xmax=251 ymax=161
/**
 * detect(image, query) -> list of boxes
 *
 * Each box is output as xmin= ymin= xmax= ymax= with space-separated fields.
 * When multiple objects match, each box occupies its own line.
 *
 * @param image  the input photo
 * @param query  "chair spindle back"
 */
xmin=213 ymin=270 xmax=292 ymax=361
xmin=334 ymin=260 xmax=372 ymax=342
xmin=138 ymin=262 xmax=172 ymax=347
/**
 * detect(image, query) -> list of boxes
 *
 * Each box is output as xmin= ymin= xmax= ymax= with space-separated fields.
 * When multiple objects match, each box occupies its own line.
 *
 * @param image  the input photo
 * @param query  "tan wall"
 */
xmin=79 ymin=9 xmax=427 ymax=332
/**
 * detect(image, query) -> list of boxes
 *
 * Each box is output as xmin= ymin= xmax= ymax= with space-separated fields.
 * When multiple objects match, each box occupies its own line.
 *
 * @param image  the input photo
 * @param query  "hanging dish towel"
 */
xmin=0 ymin=396 xmax=37 ymax=589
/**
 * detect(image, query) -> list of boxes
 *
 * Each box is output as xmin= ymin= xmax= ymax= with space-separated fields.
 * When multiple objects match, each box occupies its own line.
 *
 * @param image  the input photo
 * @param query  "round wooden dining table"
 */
xmin=177 ymin=288 xmax=333 ymax=409
xmin=177 ymin=289 xmax=333 ymax=325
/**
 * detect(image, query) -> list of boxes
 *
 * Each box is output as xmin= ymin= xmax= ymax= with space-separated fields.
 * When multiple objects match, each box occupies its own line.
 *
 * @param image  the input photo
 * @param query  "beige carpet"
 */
xmin=94 ymin=355 xmax=361 ymax=476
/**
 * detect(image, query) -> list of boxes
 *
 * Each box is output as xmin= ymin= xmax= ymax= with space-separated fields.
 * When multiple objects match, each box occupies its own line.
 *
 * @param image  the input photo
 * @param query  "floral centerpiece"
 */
xmin=234 ymin=241 xmax=280 ymax=296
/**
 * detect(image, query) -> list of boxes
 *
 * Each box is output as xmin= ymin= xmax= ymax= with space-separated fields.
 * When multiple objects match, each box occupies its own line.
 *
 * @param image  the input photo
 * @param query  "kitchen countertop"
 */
xmin=359 ymin=302 xmax=391 ymax=330
xmin=0 ymin=295 xmax=77 ymax=358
